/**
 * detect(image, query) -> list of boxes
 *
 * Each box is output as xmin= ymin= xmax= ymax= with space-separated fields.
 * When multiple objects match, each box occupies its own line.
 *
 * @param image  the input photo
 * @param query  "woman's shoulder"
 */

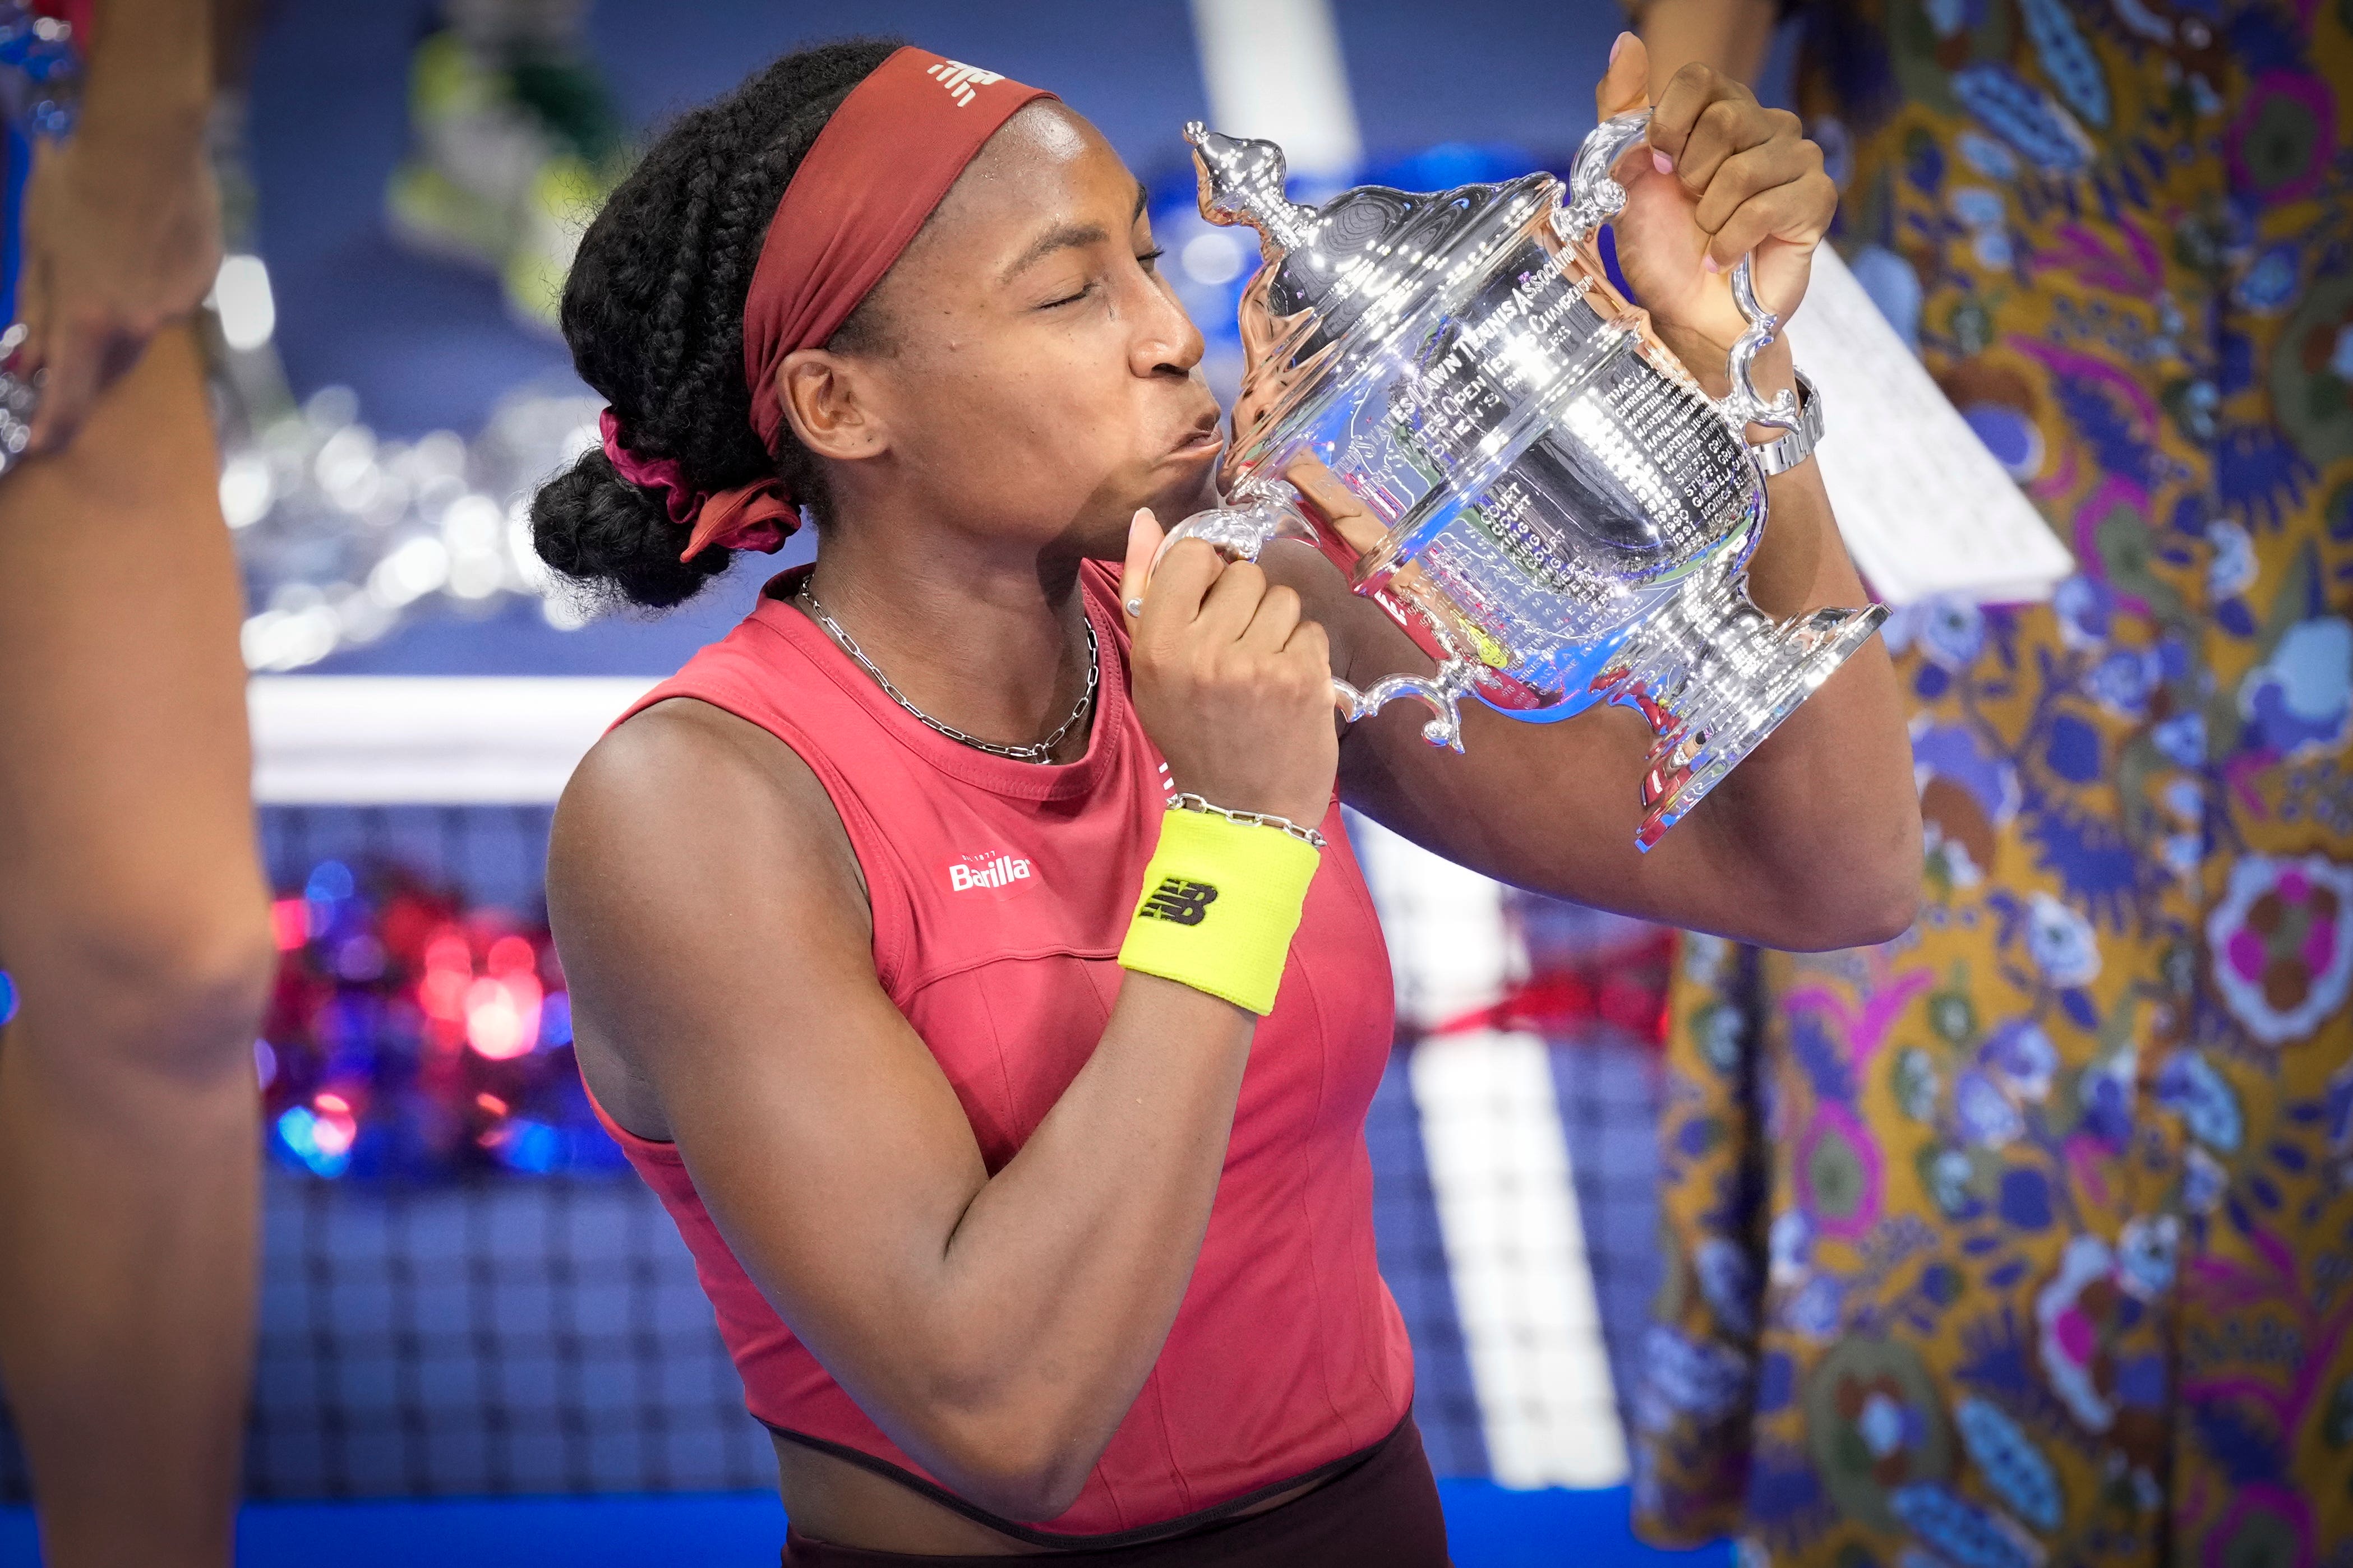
xmin=558 ymin=696 xmax=867 ymax=929
xmin=570 ymin=696 xmax=845 ymax=855
xmin=551 ymin=697 xmax=880 ymax=1141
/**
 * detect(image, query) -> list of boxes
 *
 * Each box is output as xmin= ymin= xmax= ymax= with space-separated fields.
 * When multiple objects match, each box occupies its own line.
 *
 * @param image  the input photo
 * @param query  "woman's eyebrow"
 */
xmin=1000 ymin=220 xmax=1110 ymax=283
xmin=998 ymin=184 xmax=1153 ymax=284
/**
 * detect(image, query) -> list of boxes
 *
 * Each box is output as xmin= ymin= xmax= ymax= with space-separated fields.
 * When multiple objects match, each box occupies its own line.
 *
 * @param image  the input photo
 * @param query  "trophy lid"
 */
xmin=1184 ymin=123 xmax=1555 ymax=358
xmin=1185 ymin=124 xmax=1315 ymax=253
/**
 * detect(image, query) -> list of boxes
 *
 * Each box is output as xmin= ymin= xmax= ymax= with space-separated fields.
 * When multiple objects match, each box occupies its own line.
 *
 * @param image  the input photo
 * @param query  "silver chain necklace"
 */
xmin=798 ymin=582 xmax=1097 ymax=765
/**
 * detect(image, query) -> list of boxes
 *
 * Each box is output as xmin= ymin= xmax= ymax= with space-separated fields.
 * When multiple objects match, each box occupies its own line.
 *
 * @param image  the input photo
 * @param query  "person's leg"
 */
xmin=0 ymin=322 xmax=274 ymax=1567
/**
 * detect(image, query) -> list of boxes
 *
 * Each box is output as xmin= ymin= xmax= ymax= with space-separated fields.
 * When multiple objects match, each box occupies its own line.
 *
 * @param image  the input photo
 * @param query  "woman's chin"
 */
xmin=1150 ymin=463 xmax=1222 ymax=522
xmin=1059 ymin=468 xmax=1222 ymax=559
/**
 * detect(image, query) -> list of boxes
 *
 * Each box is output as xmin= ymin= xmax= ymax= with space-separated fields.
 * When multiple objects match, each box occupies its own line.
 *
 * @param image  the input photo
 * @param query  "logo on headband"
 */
xmin=925 ymin=59 xmax=1005 ymax=108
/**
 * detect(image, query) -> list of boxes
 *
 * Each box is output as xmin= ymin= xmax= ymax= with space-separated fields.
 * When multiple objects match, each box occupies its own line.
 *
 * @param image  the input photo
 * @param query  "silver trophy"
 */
xmin=1160 ymin=111 xmax=1886 ymax=849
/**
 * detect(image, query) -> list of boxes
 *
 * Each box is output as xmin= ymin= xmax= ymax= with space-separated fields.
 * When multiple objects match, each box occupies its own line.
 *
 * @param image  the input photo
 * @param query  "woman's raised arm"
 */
xmin=1318 ymin=36 xmax=1920 ymax=950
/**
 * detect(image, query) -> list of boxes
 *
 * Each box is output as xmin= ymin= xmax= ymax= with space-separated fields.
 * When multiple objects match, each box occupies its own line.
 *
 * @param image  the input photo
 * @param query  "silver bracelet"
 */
xmin=1748 ymin=370 xmax=1825 ymax=477
xmin=1167 ymin=792 xmax=1329 ymax=851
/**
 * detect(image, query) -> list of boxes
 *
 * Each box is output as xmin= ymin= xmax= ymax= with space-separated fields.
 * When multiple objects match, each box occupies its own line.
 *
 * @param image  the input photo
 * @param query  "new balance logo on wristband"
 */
xmin=1139 ymin=878 xmax=1219 ymax=926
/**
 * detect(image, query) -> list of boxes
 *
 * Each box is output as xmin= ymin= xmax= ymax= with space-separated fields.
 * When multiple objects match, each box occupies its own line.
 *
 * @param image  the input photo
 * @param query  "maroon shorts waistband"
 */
xmin=778 ymin=1417 xmax=1451 ymax=1567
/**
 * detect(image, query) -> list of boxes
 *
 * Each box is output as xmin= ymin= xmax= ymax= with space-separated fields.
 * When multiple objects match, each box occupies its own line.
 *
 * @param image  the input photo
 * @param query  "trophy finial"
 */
xmin=1184 ymin=123 xmax=1313 ymax=254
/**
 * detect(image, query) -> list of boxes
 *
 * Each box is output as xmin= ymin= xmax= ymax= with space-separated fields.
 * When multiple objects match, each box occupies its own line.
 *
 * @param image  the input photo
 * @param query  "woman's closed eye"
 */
xmin=1040 ymin=249 xmax=1168 ymax=309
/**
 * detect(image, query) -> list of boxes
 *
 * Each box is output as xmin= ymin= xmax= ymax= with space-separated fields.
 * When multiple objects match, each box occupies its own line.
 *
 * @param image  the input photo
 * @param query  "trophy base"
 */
xmin=1595 ymin=567 xmax=1889 ymax=852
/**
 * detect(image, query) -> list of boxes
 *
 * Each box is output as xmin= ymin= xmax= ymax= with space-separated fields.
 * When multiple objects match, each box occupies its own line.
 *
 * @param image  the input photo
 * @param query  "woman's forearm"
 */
xmin=1680 ymin=361 xmax=1921 ymax=946
xmin=79 ymin=0 xmax=212 ymax=149
xmin=1622 ymin=18 xmax=1917 ymax=943
xmin=1636 ymin=0 xmax=1778 ymax=89
xmin=18 ymin=0 xmax=221 ymax=451
xmin=858 ymin=976 xmax=1258 ymax=1519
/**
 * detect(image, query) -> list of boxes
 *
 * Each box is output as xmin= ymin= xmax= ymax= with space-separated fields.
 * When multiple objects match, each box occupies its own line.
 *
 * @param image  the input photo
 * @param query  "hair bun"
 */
xmin=537 ymin=37 xmax=901 ymax=614
xmin=530 ymin=447 xmax=731 ymax=609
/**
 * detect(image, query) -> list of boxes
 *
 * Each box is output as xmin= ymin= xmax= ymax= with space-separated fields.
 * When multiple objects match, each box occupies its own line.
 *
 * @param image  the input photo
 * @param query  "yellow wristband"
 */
xmin=1116 ymin=806 xmax=1322 ymax=1015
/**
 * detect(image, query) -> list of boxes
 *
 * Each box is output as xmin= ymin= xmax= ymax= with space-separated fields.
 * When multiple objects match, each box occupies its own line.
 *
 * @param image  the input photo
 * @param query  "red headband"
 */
xmin=746 ymin=47 xmax=1055 ymax=451
xmin=638 ymin=47 xmax=1055 ymax=562
xmin=604 ymin=47 xmax=1054 ymax=561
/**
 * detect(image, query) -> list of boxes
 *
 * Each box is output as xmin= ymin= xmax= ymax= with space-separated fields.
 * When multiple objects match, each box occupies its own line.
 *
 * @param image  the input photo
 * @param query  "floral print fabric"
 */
xmin=1635 ymin=2 xmax=2353 ymax=1564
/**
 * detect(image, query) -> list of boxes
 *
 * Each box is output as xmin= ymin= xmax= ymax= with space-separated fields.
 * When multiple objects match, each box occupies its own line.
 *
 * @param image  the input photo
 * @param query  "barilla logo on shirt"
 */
xmin=947 ymin=850 xmax=1035 ymax=894
xmin=925 ymin=59 xmax=1004 ymax=107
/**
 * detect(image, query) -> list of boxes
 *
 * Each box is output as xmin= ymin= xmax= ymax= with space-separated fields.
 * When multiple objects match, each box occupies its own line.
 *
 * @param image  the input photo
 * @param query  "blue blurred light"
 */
xmin=305 ymin=859 xmax=356 ymax=903
xmin=1359 ymin=141 xmax=1538 ymax=193
xmin=1598 ymin=225 xmax=1636 ymax=303
xmin=276 ymin=1105 xmax=353 ymax=1178
xmin=495 ymin=1119 xmax=562 ymax=1174
xmin=0 ymin=969 xmax=16 ymax=1029
xmin=538 ymin=991 xmax=573 ymax=1048
xmin=305 ymin=860 xmax=357 ymax=938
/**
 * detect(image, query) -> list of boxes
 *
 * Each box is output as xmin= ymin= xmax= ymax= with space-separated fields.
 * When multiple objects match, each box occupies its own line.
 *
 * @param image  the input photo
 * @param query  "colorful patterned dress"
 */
xmin=1635 ymin=2 xmax=2353 ymax=1563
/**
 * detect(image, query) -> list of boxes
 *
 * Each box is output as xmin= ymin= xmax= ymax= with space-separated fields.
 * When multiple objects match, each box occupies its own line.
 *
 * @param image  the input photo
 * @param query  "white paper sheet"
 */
xmin=1779 ymin=245 xmax=2077 ymax=606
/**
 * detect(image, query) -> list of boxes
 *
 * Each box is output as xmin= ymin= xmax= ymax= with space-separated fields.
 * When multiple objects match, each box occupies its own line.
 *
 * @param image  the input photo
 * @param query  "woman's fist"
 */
xmin=1593 ymin=33 xmax=1834 ymax=383
xmin=1119 ymin=508 xmax=1340 ymax=831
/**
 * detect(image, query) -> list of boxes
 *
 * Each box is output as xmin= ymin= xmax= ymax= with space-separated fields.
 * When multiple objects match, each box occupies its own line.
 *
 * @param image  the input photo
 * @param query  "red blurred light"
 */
xmin=270 ymin=899 xmax=309 ymax=952
xmin=464 ymin=973 xmax=541 ymax=1061
xmin=423 ymin=927 xmax=472 ymax=975
xmin=417 ymin=968 xmax=468 ymax=1023
xmin=310 ymin=1103 xmax=357 ymax=1158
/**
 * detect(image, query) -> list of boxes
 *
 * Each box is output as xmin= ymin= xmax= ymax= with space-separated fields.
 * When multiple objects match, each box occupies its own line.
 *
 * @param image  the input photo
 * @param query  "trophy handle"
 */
xmin=1556 ymin=107 xmax=1802 ymax=440
xmin=1151 ymin=485 xmax=1476 ymax=752
xmin=1557 ymin=108 xmax=1652 ymax=249
xmin=1715 ymin=252 xmax=1803 ymax=436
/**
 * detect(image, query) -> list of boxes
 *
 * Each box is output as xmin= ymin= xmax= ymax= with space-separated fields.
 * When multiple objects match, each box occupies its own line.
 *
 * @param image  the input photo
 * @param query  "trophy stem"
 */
xmin=1595 ymin=567 xmax=1888 ymax=852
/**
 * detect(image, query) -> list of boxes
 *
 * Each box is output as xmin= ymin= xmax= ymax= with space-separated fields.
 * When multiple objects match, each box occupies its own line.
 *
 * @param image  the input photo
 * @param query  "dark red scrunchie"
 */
xmin=598 ymin=409 xmax=798 ymax=559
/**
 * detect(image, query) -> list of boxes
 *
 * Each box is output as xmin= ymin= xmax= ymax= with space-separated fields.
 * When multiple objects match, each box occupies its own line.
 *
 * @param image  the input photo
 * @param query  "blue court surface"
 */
xmin=1 ymin=1485 xmax=1725 ymax=1566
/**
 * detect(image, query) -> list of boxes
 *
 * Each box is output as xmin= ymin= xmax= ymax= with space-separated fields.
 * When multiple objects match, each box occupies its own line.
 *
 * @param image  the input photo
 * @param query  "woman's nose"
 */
xmin=1132 ymin=279 xmax=1205 ymax=378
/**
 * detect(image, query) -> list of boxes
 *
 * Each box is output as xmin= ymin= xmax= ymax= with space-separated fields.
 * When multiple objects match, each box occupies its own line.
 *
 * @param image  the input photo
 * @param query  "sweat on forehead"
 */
xmin=905 ymin=104 xmax=1144 ymax=279
xmin=932 ymin=101 xmax=1130 ymax=225
xmin=739 ymin=47 xmax=1058 ymax=455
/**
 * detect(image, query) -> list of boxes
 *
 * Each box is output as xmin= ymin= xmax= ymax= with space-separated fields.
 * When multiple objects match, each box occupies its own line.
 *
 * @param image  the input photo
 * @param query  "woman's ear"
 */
xmin=778 ymin=348 xmax=889 ymax=464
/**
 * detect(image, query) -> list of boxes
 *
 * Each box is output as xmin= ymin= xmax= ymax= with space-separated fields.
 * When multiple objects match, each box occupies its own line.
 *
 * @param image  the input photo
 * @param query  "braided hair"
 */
xmin=532 ymin=38 xmax=901 ymax=609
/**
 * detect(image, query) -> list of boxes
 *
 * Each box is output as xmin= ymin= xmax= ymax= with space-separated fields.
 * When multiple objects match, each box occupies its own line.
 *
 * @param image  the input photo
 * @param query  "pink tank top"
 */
xmin=589 ymin=562 xmax=1414 ymax=1544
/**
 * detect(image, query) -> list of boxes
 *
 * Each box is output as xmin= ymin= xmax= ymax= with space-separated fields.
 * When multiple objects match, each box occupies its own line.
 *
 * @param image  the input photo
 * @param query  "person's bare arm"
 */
xmin=556 ymin=522 xmax=1338 ymax=1523
xmin=1634 ymin=0 xmax=1779 ymax=91
xmin=1315 ymin=433 xmax=1915 ymax=950
xmin=1304 ymin=38 xmax=1918 ymax=951
xmin=17 ymin=0 xmax=220 ymax=452
xmin=555 ymin=713 xmax=1250 ymax=1520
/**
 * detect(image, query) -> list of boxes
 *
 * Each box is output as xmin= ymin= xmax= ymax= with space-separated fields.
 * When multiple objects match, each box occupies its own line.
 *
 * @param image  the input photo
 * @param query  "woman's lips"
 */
xmin=1167 ymin=422 xmax=1225 ymax=461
